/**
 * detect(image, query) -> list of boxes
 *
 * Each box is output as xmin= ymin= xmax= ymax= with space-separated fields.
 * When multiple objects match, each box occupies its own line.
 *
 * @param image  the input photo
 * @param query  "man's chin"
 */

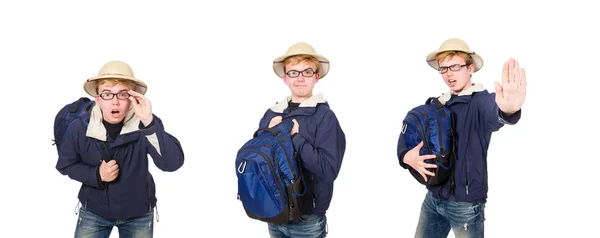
xmin=103 ymin=115 xmax=124 ymax=124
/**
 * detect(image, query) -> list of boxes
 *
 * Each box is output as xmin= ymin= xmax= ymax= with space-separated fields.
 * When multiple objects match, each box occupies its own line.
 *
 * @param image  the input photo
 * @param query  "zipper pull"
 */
xmin=466 ymin=185 xmax=469 ymax=195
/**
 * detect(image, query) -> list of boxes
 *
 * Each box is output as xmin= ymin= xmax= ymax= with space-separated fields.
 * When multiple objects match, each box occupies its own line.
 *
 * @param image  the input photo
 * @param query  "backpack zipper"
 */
xmin=408 ymin=113 xmax=430 ymax=153
xmin=423 ymin=106 xmax=445 ymax=154
xmin=239 ymin=148 xmax=287 ymax=208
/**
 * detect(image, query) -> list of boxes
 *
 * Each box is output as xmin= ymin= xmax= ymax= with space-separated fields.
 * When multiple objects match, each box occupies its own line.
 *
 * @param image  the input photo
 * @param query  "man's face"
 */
xmin=439 ymin=55 xmax=475 ymax=94
xmin=283 ymin=60 xmax=319 ymax=101
xmin=94 ymin=83 xmax=132 ymax=124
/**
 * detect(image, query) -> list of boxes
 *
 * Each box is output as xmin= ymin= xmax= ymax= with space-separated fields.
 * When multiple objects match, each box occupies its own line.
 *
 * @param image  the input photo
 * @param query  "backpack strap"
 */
xmin=426 ymin=97 xmax=447 ymax=118
xmin=426 ymin=97 xmax=444 ymax=109
xmin=97 ymin=141 xmax=112 ymax=162
xmin=438 ymin=110 xmax=457 ymax=200
xmin=80 ymin=118 xmax=112 ymax=162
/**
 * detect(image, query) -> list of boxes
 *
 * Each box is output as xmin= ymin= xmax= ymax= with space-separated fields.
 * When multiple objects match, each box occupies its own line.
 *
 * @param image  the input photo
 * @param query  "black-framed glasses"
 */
xmin=99 ymin=91 xmax=130 ymax=100
xmin=285 ymin=68 xmax=316 ymax=78
xmin=438 ymin=64 xmax=468 ymax=74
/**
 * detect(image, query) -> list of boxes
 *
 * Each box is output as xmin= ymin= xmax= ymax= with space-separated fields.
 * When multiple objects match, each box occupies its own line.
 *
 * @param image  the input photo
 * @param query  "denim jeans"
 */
xmin=74 ymin=206 xmax=154 ymax=238
xmin=268 ymin=214 xmax=327 ymax=238
xmin=415 ymin=192 xmax=486 ymax=238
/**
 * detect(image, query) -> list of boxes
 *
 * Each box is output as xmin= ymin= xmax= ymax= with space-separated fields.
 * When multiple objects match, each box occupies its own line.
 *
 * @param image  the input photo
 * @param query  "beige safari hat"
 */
xmin=83 ymin=60 xmax=147 ymax=97
xmin=273 ymin=42 xmax=330 ymax=79
xmin=426 ymin=38 xmax=484 ymax=72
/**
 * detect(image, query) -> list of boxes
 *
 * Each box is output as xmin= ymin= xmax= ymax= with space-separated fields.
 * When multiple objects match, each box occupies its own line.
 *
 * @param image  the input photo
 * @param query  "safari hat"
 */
xmin=426 ymin=38 xmax=484 ymax=72
xmin=83 ymin=60 xmax=147 ymax=96
xmin=273 ymin=42 xmax=330 ymax=79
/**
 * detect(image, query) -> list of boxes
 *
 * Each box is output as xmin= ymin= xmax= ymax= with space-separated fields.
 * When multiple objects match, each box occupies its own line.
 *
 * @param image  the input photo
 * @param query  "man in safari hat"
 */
xmin=397 ymin=38 xmax=527 ymax=237
xmin=255 ymin=42 xmax=346 ymax=238
xmin=56 ymin=60 xmax=185 ymax=237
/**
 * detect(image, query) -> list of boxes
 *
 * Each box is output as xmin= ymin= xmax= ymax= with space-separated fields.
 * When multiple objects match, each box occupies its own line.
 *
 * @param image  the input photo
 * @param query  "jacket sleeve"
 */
xmin=258 ymin=109 xmax=276 ymax=129
xmin=292 ymin=110 xmax=346 ymax=183
xmin=481 ymin=93 xmax=522 ymax=133
xmin=141 ymin=115 xmax=184 ymax=172
xmin=397 ymin=129 xmax=410 ymax=169
xmin=55 ymin=122 xmax=103 ymax=188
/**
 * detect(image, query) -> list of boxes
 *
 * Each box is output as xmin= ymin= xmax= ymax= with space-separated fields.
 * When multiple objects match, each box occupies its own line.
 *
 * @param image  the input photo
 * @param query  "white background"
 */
xmin=1 ymin=0 xmax=598 ymax=237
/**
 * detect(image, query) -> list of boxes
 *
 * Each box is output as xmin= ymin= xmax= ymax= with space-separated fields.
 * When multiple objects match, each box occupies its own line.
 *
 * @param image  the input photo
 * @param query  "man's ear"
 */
xmin=94 ymin=95 xmax=100 ymax=104
xmin=468 ymin=64 xmax=475 ymax=73
xmin=315 ymin=73 xmax=320 ymax=82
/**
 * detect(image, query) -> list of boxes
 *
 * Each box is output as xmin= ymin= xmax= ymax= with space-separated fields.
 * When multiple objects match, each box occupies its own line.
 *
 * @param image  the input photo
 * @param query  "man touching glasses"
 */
xmin=397 ymin=38 xmax=527 ymax=237
xmin=56 ymin=60 xmax=184 ymax=237
xmin=254 ymin=43 xmax=346 ymax=238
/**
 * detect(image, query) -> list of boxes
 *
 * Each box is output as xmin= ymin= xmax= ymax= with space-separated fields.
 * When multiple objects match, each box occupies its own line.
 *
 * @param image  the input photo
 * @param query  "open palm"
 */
xmin=495 ymin=58 xmax=527 ymax=114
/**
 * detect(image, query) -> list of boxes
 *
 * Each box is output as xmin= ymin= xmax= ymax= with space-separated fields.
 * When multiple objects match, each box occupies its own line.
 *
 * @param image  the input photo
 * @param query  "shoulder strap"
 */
xmin=438 ymin=110 xmax=457 ymax=200
xmin=97 ymin=141 xmax=112 ymax=162
xmin=80 ymin=117 xmax=112 ymax=162
xmin=425 ymin=97 xmax=444 ymax=109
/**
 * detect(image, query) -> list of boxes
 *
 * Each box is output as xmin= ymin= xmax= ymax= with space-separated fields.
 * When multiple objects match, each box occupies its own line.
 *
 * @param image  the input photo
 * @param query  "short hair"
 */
xmin=95 ymin=78 xmax=136 ymax=94
xmin=283 ymin=55 xmax=320 ymax=73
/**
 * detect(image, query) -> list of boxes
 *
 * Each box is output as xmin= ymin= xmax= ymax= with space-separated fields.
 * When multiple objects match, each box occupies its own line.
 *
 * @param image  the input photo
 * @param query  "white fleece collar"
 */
xmin=438 ymin=83 xmax=485 ymax=105
xmin=86 ymin=105 xmax=141 ymax=141
xmin=270 ymin=93 xmax=327 ymax=113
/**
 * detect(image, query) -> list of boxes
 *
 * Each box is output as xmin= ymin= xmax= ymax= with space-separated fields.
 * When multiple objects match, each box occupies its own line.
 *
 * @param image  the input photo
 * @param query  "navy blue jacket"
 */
xmin=56 ymin=105 xmax=184 ymax=219
xmin=398 ymin=84 xmax=521 ymax=203
xmin=259 ymin=94 xmax=346 ymax=215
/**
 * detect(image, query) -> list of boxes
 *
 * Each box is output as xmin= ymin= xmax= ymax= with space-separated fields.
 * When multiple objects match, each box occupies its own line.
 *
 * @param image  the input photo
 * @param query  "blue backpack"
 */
xmin=401 ymin=97 xmax=456 ymax=189
xmin=53 ymin=97 xmax=113 ymax=162
xmin=235 ymin=120 xmax=306 ymax=224
xmin=53 ymin=97 xmax=96 ymax=154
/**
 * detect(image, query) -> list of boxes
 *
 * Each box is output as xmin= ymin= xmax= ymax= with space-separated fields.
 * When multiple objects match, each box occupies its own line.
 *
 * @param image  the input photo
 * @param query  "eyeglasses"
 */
xmin=285 ymin=68 xmax=316 ymax=78
xmin=99 ymin=91 xmax=130 ymax=100
xmin=438 ymin=64 xmax=468 ymax=74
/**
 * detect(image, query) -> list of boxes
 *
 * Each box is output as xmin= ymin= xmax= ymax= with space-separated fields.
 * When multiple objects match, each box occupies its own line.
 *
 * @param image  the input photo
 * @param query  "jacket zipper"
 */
xmin=106 ymin=184 xmax=110 ymax=214
xmin=312 ymin=175 xmax=316 ymax=208
xmin=465 ymin=159 xmax=469 ymax=195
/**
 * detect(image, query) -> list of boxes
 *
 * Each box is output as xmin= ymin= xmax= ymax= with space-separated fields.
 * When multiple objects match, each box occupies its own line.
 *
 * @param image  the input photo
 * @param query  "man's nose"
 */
xmin=111 ymin=96 xmax=120 ymax=105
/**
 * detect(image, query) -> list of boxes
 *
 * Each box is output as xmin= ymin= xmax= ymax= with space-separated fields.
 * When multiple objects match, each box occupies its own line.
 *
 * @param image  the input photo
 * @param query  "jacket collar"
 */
xmin=438 ymin=83 xmax=485 ymax=105
xmin=270 ymin=93 xmax=327 ymax=113
xmin=86 ymin=105 xmax=141 ymax=141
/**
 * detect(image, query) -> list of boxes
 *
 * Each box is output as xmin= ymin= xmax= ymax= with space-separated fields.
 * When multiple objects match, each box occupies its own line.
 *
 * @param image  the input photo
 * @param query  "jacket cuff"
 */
xmin=96 ymin=167 xmax=106 ymax=189
xmin=498 ymin=108 xmax=522 ymax=125
xmin=398 ymin=150 xmax=410 ymax=169
xmin=139 ymin=115 xmax=157 ymax=130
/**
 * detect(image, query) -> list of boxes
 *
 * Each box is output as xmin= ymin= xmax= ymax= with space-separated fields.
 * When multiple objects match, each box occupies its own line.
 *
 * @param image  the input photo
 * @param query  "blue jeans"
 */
xmin=415 ymin=192 xmax=485 ymax=238
xmin=74 ymin=206 xmax=154 ymax=238
xmin=268 ymin=214 xmax=327 ymax=238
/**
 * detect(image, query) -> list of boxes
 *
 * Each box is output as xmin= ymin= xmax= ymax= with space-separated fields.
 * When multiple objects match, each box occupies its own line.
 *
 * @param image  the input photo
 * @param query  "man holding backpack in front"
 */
xmin=397 ymin=38 xmax=527 ymax=237
xmin=252 ymin=42 xmax=346 ymax=238
xmin=55 ymin=60 xmax=185 ymax=237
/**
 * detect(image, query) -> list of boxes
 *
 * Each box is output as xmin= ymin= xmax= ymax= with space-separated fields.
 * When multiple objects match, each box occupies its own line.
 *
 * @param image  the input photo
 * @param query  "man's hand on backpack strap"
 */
xmin=403 ymin=141 xmax=437 ymax=182
xmin=495 ymin=58 xmax=527 ymax=115
xmin=100 ymin=160 xmax=119 ymax=182
xmin=291 ymin=119 xmax=299 ymax=136
xmin=268 ymin=116 xmax=283 ymax=128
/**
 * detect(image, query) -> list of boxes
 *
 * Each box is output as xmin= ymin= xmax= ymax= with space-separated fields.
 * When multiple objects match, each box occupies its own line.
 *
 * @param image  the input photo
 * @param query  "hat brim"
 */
xmin=273 ymin=53 xmax=330 ymax=79
xmin=426 ymin=50 xmax=484 ymax=72
xmin=84 ymin=75 xmax=147 ymax=97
